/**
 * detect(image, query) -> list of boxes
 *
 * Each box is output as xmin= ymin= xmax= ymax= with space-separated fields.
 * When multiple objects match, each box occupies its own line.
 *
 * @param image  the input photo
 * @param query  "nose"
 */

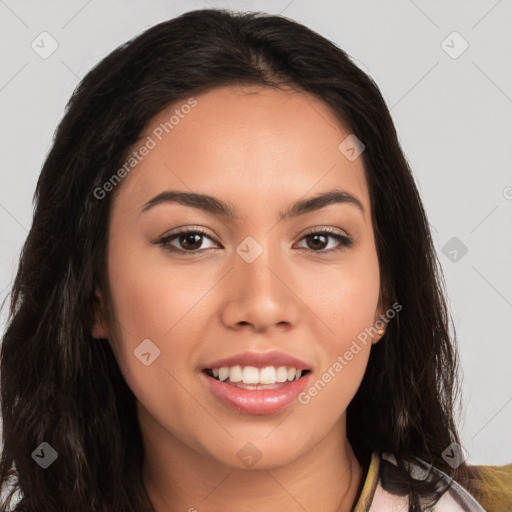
xmin=220 ymin=244 xmax=301 ymax=333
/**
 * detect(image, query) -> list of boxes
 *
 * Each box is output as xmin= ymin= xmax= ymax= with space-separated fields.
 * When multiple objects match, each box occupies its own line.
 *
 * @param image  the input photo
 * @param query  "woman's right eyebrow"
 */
xmin=139 ymin=188 xmax=365 ymax=221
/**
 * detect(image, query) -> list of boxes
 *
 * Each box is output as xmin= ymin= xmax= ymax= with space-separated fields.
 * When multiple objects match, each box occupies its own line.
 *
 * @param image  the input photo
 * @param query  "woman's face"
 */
xmin=95 ymin=84 xmax=385 ymax=469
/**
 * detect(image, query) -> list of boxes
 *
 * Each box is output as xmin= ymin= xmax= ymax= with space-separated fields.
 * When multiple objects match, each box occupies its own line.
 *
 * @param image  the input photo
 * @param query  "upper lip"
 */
xmin=203 ymin=351 xmax=311 ymax=371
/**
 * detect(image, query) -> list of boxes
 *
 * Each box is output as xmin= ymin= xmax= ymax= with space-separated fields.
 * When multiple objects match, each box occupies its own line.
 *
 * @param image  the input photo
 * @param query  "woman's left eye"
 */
xmin=154 ymin=228 xmax=353 ymax=255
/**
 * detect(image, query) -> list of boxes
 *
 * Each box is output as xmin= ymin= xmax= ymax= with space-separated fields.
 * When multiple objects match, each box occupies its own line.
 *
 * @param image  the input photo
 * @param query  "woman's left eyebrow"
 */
xmin=139 ymin=188 xmax=365 ymax=220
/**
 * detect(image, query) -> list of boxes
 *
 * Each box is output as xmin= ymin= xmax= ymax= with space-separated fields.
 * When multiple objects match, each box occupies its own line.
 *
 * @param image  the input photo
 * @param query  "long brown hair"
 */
xmin=0 ymin=8 xmax=483 ymax=511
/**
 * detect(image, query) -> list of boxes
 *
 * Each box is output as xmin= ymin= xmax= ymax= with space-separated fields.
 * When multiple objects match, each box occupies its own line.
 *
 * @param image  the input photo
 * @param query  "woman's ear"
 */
xmin=372 ymin=290 xmax=390 ymax=344
xmin=91 ymin=287 xmax=110 ymax=339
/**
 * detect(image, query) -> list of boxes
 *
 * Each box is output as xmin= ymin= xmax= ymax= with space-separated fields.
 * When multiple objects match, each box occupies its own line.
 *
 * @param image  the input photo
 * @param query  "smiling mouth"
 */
xmin=203 ymin=367 xmax=312 ymax=390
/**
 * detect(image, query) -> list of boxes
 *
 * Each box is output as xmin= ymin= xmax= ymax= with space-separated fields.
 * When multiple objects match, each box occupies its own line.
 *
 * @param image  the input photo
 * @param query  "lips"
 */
xmin=202 ymin=350 xmax=312 ymax=371
xmin=199 ymin=350 xmax=313 ymax=415
xmin=200 ymin=370 xmax=312 ymax=415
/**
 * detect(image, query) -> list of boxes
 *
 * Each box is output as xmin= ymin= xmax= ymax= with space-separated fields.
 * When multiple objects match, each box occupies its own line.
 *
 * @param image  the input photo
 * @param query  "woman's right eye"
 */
xmin=154 ymin=229 xmax=221 ymax=255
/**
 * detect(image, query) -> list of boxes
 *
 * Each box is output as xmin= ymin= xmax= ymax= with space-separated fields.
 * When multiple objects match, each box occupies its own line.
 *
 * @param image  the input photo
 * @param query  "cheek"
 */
xmin=106 ymin=238 xmax=214 ymax=342
xmin=296 ymin=260 xmax=380 ymax=420
xmin=298 ymin=249 xmax=381 ymax=347
xmin=103 ymin=238 xmax=194 ymax=390
xmin=104 ymin=242 xmax=208 ymax=429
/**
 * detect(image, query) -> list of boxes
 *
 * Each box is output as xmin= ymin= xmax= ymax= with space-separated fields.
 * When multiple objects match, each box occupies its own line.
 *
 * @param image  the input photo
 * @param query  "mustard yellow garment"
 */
xmin=475 ymin=462 xmax=512 ymax=512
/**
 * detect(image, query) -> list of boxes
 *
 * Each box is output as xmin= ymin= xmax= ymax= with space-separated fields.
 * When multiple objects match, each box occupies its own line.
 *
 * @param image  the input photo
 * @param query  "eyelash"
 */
xmin=153 ymin=227 xmax=354 ymax=256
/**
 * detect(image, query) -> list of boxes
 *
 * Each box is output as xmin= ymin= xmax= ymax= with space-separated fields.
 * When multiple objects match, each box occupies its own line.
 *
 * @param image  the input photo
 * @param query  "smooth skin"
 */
xmin=93 ymin=85 xmax=387 ymax=512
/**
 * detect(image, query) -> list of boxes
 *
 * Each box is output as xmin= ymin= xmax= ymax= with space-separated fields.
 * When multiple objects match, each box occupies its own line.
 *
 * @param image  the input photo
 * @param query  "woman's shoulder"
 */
xmin=356 ymin=451 xmax=512 ymax=512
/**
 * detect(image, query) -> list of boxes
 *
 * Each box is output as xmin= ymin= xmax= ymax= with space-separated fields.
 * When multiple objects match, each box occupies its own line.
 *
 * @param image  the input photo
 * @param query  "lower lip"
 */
xmin=201 ymin=371 xmax=311 ymax=415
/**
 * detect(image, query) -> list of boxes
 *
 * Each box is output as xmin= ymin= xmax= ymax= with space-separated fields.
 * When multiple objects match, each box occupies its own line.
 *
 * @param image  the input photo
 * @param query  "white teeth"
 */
xmin=211 ymin=365 xmax=305 ymax=385
xmin=275 ymin=366 xmax=288 ymax=383
xmin=229 ymin=365 xmax=243 ymax=382
xmin=260 ymin=366 xmax=276 ymax=384
xmin=242 ymin=366 xmax=259 ymax=384
xmin=218 ymin=367 xmax=230 ymax=382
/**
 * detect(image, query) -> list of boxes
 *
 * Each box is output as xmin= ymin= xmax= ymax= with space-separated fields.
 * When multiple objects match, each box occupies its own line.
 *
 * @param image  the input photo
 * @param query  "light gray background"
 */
xmin=0 ymin=0 xmax=511 ymax=466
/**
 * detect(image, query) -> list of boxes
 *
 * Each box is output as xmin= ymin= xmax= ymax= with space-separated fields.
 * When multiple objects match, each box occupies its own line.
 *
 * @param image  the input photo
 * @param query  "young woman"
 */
xmin=0 ymin=8 xmax=510 ymax=512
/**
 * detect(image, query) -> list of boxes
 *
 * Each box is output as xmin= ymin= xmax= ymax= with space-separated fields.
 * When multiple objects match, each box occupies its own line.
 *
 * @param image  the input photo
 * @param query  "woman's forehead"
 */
xmin=113 ymin=85 xmax=371 ymax=221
